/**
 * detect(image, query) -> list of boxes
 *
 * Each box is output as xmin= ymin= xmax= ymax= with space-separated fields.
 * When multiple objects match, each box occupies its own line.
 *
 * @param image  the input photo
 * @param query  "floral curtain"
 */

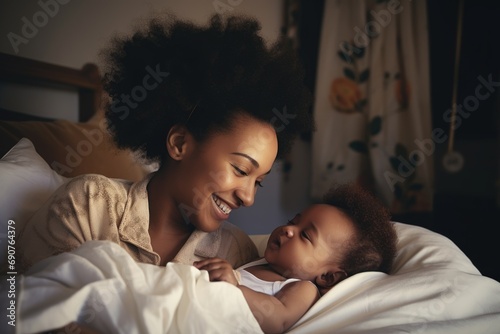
xmin=311 ymin=0 xmax=434 ymax=213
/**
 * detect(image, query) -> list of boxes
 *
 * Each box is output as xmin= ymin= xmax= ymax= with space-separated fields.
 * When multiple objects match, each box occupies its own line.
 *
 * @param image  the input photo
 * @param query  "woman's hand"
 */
xmin=193 ymin=258 xmax=238 ymax=285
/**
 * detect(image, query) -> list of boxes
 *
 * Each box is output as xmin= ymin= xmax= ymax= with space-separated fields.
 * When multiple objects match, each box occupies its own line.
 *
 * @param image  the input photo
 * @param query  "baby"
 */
xmin=194 ymin=183 xmax=398 ymax=334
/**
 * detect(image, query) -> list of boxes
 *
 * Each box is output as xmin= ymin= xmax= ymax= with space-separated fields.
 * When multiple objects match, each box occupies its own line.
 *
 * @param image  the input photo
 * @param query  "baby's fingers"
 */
xmin=205 ymin=268 xmax=226 ymax=281
xmin=206 ymin=268 xmax=238 ymax=285
xmin=193 ymin=258 xmax=227 ymax=270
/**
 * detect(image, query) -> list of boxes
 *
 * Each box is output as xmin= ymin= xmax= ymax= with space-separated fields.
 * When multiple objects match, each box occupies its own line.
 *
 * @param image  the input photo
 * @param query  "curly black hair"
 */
xmin=322 ymin=183 xmax=398 ymax=275
xmin=101 ymin=13 xmax=313 ymax=164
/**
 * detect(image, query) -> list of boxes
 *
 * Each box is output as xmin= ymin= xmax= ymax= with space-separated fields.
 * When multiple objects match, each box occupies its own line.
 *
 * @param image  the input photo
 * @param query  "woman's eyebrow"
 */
xmin=231 ymin=152 xmax=259 ymax=168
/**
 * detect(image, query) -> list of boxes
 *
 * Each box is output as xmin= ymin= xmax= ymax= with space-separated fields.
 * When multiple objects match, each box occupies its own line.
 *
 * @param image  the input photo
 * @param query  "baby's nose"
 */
xmin=282 ymin=227 xmax=294 ymax=238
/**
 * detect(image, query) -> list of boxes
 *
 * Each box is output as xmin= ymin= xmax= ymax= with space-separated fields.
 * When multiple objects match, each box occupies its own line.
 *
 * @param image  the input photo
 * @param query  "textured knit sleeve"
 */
xmin=216 ymin=222 xmax=260 ymax=268
xmin=16 ymin=174 xmax=125 ymax=273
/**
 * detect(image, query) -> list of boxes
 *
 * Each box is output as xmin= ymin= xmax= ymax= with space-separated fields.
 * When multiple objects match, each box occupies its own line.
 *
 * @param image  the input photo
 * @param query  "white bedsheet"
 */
xmin=17 ymin=241 xmax=262 ymax=334
xmin=15 ymin=223 xmax=500 ymax=334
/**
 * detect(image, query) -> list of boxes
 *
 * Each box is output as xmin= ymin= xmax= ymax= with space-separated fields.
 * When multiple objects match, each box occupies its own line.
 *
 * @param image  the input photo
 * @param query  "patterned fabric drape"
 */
xmin=311 ymin=0 xmax=434 ymax=213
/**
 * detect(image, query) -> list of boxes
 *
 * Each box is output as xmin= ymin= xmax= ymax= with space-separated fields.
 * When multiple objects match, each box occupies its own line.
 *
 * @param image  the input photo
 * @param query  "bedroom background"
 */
xmin=0 ymin=0 xmax=498 ymax=282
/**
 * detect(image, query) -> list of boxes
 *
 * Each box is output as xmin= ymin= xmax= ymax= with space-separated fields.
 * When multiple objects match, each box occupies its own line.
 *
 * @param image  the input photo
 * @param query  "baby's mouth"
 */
xmin=272 ymin=235 xmax=281 ymax=248
xmin=212 ymin=194 xmax=232 ymax=215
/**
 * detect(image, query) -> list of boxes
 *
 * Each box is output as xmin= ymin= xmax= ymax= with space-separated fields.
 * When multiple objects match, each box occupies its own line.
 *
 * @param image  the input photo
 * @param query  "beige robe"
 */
xmin=16 ymin=173 xmax=258 ymax=273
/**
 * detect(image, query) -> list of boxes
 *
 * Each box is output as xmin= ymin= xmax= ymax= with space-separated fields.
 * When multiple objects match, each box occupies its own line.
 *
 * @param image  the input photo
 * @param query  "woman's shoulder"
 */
xmin=219 ymin=222 xmax=254 ymax=245
xmin=219 ymin=222 xmax=259 ymax=267
xmin=63 ymin=174 xmax=132 ymax=192
xmin=52 ymin=174 xmax=135 ymax=206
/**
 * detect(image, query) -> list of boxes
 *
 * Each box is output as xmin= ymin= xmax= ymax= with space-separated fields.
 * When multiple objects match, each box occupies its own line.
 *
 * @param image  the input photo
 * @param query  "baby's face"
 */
xmin=264 ymin=204 xmax=356 ymax=281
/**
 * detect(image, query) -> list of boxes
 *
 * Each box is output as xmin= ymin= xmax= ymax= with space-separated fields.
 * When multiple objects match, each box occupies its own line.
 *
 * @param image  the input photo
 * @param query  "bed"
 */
xmin=1 ymin=53 xmax=500 ymax=334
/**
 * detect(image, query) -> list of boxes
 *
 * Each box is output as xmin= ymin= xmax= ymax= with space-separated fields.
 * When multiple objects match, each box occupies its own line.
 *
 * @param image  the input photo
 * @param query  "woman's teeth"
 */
xmin=212 ymin=195 xmax=231 ymax=215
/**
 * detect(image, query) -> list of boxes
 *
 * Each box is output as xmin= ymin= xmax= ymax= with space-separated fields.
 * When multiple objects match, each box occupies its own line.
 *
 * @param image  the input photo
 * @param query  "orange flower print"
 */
xmin=329 ymin=77 xmax=362 ymax=113
xmin=395 ymin=78 xmax=411 ymax=108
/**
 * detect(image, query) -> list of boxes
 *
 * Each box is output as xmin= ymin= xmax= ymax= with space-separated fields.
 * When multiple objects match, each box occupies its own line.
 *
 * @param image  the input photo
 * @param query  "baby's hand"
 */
xmin=193 ymin=258 xmax=238 ymax=285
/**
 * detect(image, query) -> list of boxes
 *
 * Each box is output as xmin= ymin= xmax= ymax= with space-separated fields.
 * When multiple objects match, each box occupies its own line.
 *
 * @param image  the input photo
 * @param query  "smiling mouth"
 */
xmin=212 ymin=195 xmax=232 ymax=215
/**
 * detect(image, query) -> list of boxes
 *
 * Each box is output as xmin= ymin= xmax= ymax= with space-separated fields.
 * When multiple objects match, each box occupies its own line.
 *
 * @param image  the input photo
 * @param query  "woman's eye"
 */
xmin=286 ymin=220 xmax=293 ymax=225
xmin=232 ymin=165 xmax=248 ymax=176
xmin=256 ymin=181 xmax=264 ymax=188
xmin=301 ymin=231 xmax=310 ymax=241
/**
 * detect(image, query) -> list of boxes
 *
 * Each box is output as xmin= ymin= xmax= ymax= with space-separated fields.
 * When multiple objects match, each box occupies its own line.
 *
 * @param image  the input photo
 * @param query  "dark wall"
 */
xmin=427 ymin=0 xmax=500 ymax=281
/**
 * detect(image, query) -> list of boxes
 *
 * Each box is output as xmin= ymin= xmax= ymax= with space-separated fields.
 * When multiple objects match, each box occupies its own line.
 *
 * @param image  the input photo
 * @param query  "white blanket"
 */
xmin=15 ymin=223 xmax=500 ymax=334
xmin=17 ymin=241 xmax=262 ymax=334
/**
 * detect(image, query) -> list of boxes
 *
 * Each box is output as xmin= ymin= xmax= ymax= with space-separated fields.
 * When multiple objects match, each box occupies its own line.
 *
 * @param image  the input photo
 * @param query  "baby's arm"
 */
xmin=194 ymin=258 xmax=320 ymax=333
xmin=239 ymin=281 xmax=319 ymax=334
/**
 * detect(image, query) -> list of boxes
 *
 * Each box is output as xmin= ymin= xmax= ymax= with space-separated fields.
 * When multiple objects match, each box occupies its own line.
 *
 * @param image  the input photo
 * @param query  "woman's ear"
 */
xmin=166 ymin=125 xmax=190 ymax=161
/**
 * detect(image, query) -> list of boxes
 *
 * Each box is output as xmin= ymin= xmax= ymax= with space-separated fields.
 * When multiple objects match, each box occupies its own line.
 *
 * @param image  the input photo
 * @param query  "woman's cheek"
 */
xmin=207 ymin=170 xmax=233 ymax=189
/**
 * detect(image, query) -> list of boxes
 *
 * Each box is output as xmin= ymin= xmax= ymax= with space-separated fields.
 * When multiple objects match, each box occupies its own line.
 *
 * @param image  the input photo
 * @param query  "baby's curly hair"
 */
xmin=101 ymin=13 xmax=313 ymax=164
xmin=322 ymin=183 xmax=398 ymax=275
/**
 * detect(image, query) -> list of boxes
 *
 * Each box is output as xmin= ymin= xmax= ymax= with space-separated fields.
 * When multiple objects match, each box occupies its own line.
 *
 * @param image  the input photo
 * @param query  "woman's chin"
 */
xmin=192 ymin=215 xmax=225 ymax=233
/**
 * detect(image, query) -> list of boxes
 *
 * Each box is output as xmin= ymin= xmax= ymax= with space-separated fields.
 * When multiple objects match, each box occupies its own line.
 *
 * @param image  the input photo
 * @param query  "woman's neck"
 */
xmin=147 ymin=169 xmax=195 ymax=264
xmin=147 ymin=169 xmax=192 ymax=234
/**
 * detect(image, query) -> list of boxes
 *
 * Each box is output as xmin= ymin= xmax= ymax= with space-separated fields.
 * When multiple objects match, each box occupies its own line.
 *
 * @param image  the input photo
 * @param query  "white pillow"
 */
xmin=250 ymin=222 xmax=480 ymax=275
xmin=0 ymin=138 xmax=68 ymax=265
xmin=391 ymin=222 xmax=480 ymax=275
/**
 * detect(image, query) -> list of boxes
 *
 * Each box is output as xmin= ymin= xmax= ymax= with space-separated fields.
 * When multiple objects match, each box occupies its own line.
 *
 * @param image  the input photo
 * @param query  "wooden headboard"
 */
xmin=0 ymin=52 xmax=151 ymax=181
xmin=0 ymin=52 xmax=102 ymax=122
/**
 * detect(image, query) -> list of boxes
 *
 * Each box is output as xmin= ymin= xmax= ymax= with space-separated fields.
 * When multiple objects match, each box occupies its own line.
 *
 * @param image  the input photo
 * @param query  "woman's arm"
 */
xmin=238 ymin=281 xmax=319 ymax=334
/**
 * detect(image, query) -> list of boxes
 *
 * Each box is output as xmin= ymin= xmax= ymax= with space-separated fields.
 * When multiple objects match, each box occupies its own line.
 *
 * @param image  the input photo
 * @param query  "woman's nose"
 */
xmin=235 ymin=184 xmax=256 ymax=207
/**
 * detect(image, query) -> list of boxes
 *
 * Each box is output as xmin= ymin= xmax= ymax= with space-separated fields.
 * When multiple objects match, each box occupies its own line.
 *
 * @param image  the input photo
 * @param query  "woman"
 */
xmin=16 ymin=14 xmax=313 ymax=273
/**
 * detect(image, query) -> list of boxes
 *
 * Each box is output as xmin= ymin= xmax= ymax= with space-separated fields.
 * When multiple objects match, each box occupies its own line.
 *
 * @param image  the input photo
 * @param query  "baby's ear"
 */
xmin=316 ymin=270 xmax=348 ymax=293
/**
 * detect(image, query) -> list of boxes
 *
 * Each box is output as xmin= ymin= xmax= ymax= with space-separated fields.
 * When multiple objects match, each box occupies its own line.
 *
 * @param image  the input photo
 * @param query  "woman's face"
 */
xmin=171 ymin=113 xmax=278 ymax=232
